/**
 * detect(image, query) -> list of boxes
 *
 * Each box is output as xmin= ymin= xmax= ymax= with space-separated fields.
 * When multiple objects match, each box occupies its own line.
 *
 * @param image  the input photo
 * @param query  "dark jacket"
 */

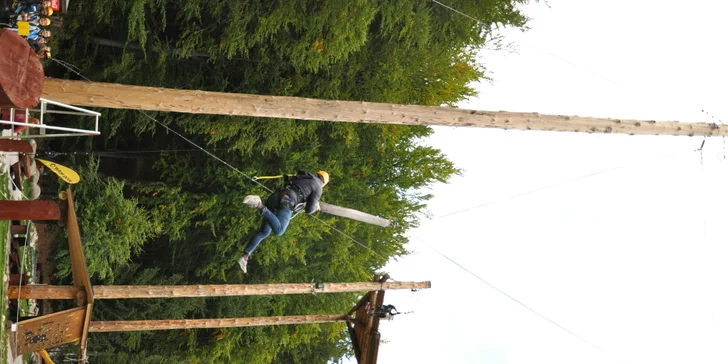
xmin=284 ymin=170 xmax=324 ymax=214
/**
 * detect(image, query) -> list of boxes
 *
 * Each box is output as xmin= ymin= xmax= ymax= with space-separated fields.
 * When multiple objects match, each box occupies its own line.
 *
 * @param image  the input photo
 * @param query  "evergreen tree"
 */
xmin=46 ymin=0 xmax=530 ymax=362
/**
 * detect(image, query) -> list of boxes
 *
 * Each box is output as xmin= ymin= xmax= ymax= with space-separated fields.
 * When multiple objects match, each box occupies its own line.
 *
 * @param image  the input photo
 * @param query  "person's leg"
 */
xmin=272 ymin=207 xmax=292 ymax=236
xmin=260 ymin=193 xmax=295 ymax=235
xmin=239 ymin=220 xmax=272 ymax=273
xmin=244 ymin=220 xmax=272 ymax=257
xmin=260 ymin=206 xmax=293 ymax=236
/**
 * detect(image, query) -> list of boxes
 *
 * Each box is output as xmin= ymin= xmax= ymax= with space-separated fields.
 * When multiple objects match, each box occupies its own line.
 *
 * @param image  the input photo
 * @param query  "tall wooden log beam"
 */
xmin=8 ymin=281 xmax=432 ymax=300
xmin=89 ymin=314 xmax=350 ymax=332
xmin=42 ymin=78 xmax=727 ymax=137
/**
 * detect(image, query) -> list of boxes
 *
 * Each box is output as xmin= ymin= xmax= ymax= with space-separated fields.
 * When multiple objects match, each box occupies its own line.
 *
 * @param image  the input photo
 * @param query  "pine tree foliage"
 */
xmin=46 ymin=0 xmax=530 ymax=362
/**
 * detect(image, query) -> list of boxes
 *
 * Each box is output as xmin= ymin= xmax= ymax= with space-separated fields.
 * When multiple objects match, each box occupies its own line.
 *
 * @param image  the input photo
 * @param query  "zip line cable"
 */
xmin=411 ymin=235 xmax=624 ymax=363
xmin=138 ymin=111 xmax=389 ymax=260
xmin=50 ymin=61 xmax=390 ymax=262
xmin=435 ymin=164 xmax=623 ymax=220
xmin=311 ymin=214 xmax=390 ymax=262
xmin=137 ymin=112 xmax=274 ymax=194
xmin=433 ymin=151 xmax=689 ymax=220
xmin=430 ymin=0 xmax=482 ymax=23
xmin=47 ymin=7 xmax=725 ymax=361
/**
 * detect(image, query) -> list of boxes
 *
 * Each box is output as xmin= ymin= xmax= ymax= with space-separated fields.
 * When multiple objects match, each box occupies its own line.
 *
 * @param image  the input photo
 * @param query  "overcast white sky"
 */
xmin=371 ymin=1 xmax=728 ymax=363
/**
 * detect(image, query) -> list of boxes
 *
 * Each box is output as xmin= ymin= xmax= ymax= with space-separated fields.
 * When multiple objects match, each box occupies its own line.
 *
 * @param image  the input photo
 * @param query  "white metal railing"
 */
xmin=0 ymin=98 xmax=101 ymax=139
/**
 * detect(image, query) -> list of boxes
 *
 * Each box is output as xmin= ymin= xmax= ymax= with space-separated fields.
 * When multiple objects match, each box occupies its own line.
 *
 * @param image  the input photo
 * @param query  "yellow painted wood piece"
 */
xmin=36 ymin=159 xmax=80 ymax=184
xmin=40 ymin=349 xmax=55 ymax=364
xmin=17 ymin=22 xmax=29 ymax=36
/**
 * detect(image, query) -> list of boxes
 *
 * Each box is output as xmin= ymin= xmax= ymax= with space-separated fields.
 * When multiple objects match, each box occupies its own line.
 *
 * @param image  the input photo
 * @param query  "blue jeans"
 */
xmin=243 ymin=195 xmax=295 ymax=257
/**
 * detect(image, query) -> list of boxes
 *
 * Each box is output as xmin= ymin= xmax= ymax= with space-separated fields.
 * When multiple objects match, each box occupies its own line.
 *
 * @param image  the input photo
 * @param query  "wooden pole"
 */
xmin=319 ymin=202 xmax=390 ymax=227
xmin=42 ymin=78 xmax=727 ymax=137
xmin=0 ymin=200 xmax=60 ymax=220
xmin=88 ymin=314 xmax=350 ymax=332
xmin=8 ymin=281 xmax=431 ymax=300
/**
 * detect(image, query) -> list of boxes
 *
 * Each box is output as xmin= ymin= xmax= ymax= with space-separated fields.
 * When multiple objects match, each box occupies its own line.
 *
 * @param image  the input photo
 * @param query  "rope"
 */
xmin=411 ymin=235 xmax=623 ymax=363
xmin=8 ymin=169 xmax=32 ymax=356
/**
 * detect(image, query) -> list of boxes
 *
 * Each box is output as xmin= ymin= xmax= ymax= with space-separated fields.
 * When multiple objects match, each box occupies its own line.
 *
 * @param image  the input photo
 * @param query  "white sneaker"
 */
xmin=237 ymin=256 xmax=248 ymax=273
xmin=243 ymin=195 xmax=262 ymax=209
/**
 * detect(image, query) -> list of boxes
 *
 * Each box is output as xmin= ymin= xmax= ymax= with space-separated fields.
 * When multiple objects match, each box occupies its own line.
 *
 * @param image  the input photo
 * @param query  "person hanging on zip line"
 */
xmin=237 ymin=170 xmax=330 ymax=273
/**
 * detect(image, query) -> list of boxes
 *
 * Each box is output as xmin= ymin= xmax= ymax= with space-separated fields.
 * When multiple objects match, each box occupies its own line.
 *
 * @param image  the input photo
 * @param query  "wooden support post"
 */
xmin=8 ymin=281 xmax=431 ymax=300
xmin=88 ymin=314 xmax=350 ymax=332
xmin=42 ymin=78 xmax=728 ymax=137
xmin=60 ymin=189 xmax=93 ymax=306
xmin=0 ymin=200 xmax=60 ymax=220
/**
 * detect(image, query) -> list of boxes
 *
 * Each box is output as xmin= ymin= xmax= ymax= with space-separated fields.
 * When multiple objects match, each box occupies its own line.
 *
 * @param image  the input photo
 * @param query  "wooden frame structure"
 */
xmin=4 ymin=189 xmax=429 ymax=363
xmin=347 ymin=275 xmax=389 ymax=364
xmin=9 ymin=189 xmax=94 ymax=358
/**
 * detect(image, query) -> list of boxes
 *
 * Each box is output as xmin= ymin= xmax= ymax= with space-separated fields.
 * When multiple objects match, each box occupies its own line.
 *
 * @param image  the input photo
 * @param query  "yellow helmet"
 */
xmin=45 ymin=8 xmax=53 ymax=16
xmin=316 ymin=171 xmax=329 ymax=186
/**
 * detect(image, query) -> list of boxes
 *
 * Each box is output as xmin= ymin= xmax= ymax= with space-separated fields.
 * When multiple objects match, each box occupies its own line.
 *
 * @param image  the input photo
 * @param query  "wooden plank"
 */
xmin=359 ymin=290 xmax=378 ymax=364
xmin=8 ymin=281 xmax=431 ymax=300
xmin=0 ymin=201 xmax=60 ymax=221
xmin=349 ymin=292 xmax=372 ymax=316
xmin=10 ymin=306 xmax=86 ymax=355
xmin=355 ymin=298 xmax=369 ymax=326
xmin=370 ymin=290 xmax=386 ymax=335
xmin=365 ymin=290 xmax=386 ymax=364
xmin=346 ymin=320 xmax=363 ymax=361
xmin=42 ymin=78 xmax=728 ymax=137
xmin=88 ymin=314 xmax=350 ymax=332
xmin=8 ymin=285 xmax=80 ymax=299
xmin=368 ymin=331 xmax=381 ymax=364
xmin=61 ymin=189 xmax=93 ymax=305
xmin=0 ymin=140 xmax=33 ymax=153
